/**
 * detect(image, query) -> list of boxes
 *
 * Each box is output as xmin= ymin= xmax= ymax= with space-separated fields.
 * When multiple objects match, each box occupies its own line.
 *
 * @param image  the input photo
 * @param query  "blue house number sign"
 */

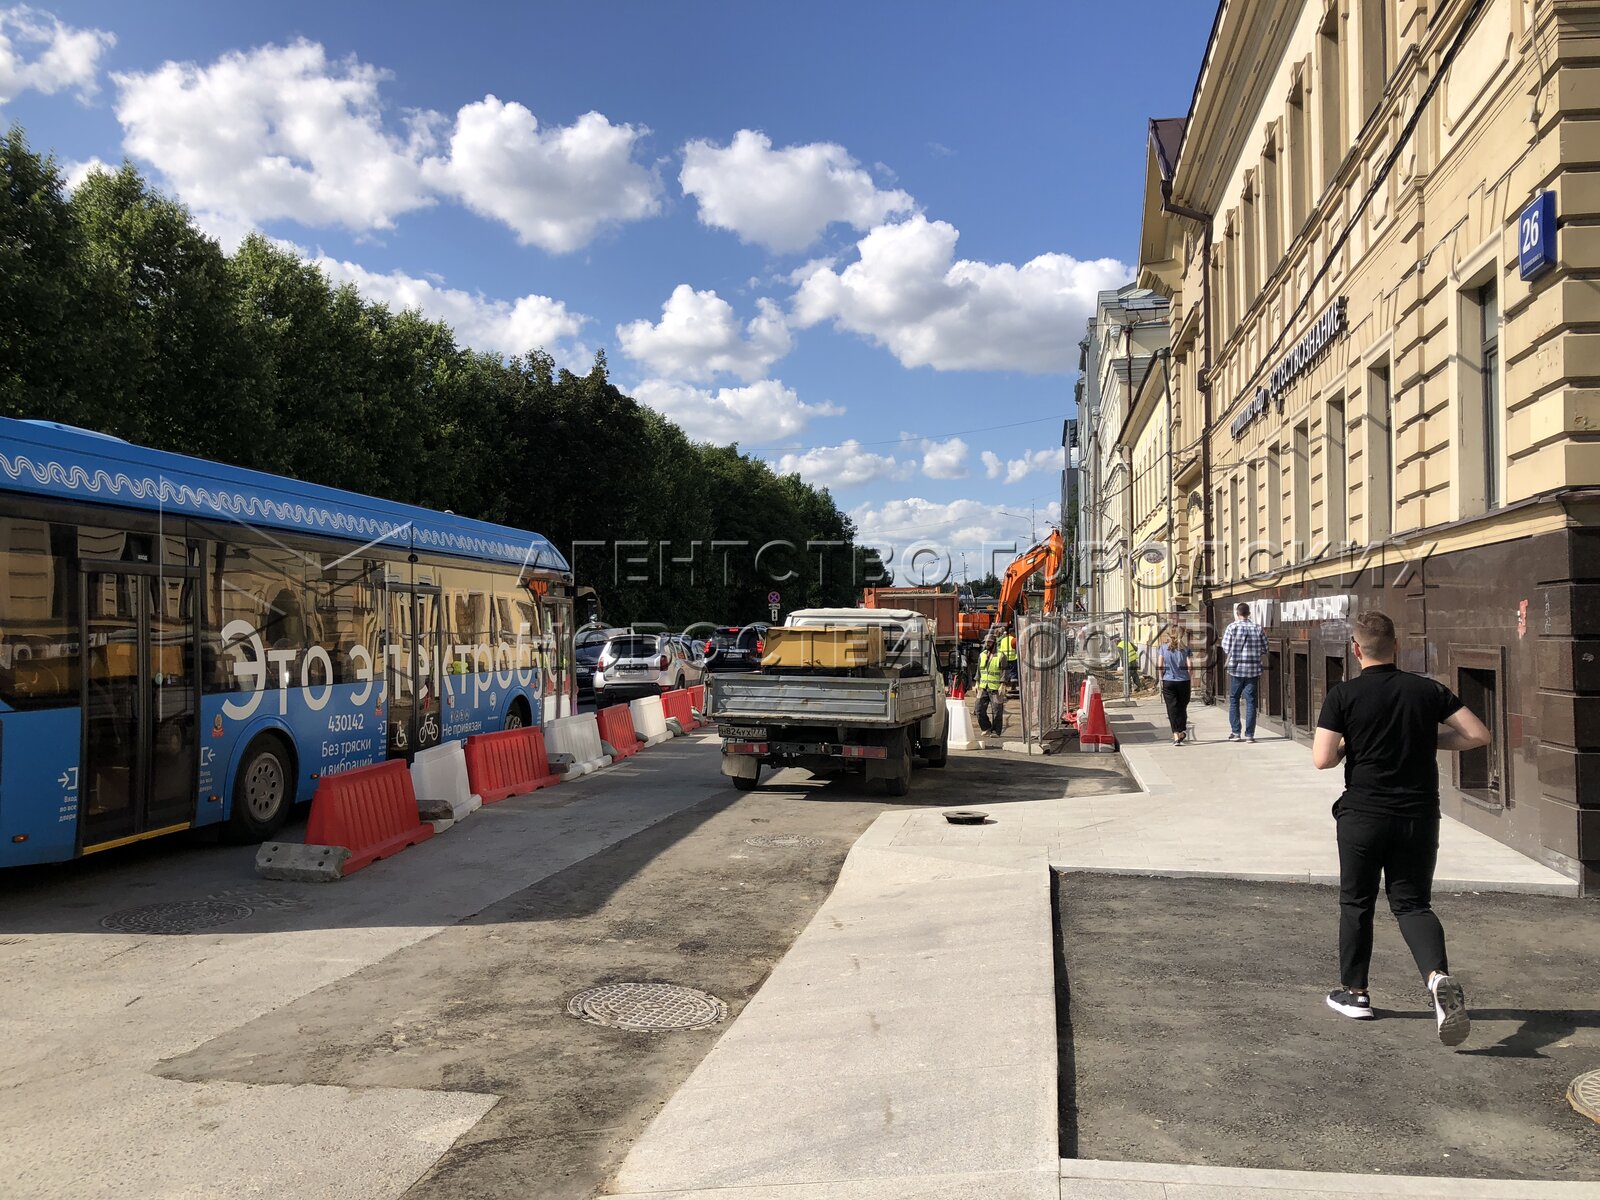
xmin=1519 ymin=191 xmax=1557 ymax=281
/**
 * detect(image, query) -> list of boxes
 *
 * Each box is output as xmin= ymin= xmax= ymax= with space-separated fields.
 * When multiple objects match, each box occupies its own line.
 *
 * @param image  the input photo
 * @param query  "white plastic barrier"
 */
xmin=409 ymin=740 xmax=483 ymax=823
xmin=945 ymin=697 xmax=981 ymax=751
xmin=544 ymin=692 xmax=574 ymax=723
xmin=547 ymin=712 xmax=612 ymax=775
xmin=628 ymin=695 xmax=674 ymax=746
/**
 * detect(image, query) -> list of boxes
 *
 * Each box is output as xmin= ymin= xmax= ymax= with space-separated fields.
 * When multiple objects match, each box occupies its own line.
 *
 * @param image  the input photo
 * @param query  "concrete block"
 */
xmin=427 ymin=818 xmax=455 ymax=835
xmin=547 ymin=751 xmax=575 ymax=774
xmin=254 ymin=842 xmax=350 ymax=882
xmin=409 ymin=741 xmax=482 ymax=822
xmin=600 ymin=740 xmax=618 ymax=758
xmin=630 ymin=694 xmax=670 ymax=740
xmin=665 ymin=717 xmax=686 ymax=737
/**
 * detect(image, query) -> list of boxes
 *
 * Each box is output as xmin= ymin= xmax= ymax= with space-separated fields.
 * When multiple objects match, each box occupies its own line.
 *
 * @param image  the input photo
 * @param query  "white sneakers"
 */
xmin=1430 ymin=973 xmax=1471 ymax=1047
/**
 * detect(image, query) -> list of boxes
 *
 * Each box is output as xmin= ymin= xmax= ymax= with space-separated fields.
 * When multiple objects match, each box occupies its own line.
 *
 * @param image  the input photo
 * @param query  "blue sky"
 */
xmin=2 ymin=1 xmax=1215 ymax=581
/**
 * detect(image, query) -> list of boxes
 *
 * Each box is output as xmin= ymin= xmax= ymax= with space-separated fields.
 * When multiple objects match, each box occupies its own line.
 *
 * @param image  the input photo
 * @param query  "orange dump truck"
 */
xmin=861 ymin=587 xmax=959 ymax=675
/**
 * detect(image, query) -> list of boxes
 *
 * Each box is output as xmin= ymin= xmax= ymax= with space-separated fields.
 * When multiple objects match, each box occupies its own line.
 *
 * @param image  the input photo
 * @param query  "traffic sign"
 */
xmin=769 ymin=603 xmax=780 ymax=621
xmin=767 ymin=591 xmax=781 ymax=604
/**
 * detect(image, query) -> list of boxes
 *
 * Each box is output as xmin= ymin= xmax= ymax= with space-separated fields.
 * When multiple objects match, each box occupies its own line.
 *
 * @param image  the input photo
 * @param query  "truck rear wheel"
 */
xmin=879 ymin=736 xmax=912 ymax=797
xmin=732 ymin=772 xmax=759 ymax=792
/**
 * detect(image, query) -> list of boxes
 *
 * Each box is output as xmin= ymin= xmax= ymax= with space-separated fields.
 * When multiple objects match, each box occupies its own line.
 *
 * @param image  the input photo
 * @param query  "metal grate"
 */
xmin=100 ymin=899 xmax=253 ymax=935
xmin=1570 ymin=1070 xmax=1600 ymax=1126
xmin=567 ymin=983 xmax=727 ymax=1032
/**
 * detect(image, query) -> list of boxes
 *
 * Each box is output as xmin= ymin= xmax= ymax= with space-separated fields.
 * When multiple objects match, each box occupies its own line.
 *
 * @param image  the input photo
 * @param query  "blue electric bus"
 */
xmin=0 ymin=417 xmax=575 ymax=867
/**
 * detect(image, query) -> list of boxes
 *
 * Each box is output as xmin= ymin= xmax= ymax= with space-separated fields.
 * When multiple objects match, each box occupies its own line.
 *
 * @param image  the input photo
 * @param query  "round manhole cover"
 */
xmin=944 ymin=809 xmax=990 ymax=825
xmin=100 ymin=899 xmax=254 ymax=935
xmin=744 ymin=834 xmax=826 ymax=848
xmin=1570 ymin=1070 xmax=1600 ymax=1125
xmin=567 ymin=983 xmax=728 ymax=1032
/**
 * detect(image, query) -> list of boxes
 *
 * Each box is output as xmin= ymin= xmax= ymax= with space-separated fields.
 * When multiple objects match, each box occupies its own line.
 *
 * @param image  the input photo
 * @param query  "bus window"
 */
xmin=442 ymin=569 xmax=491 ymax=675
xmin=0 ymin=518 xmax=79 ymax=709
xmin=310 ymin=557 xmax=380 ymax=684
xmin=494 ymin=593 xmax=540 ymax=669
xmin=208 ymin=540 xmax=310 ymax=691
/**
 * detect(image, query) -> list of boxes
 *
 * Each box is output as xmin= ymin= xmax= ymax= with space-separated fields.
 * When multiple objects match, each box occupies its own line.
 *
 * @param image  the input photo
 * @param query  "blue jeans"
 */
xmin=1228 ymin=675 xmax=1259 ymax=737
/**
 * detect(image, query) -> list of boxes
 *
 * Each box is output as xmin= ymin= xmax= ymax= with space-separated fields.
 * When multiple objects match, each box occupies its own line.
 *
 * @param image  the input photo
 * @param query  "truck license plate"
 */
xmin=727 ymin=725 xmax=768 ymax=739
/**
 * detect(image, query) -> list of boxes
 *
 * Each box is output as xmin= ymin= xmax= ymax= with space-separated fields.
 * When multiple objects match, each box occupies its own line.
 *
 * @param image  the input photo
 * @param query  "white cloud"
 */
xmin=111 ymin=41 xmax=661 ymax=252
xmin=919 ymin=436 xmax=969 ymax=480
xmin=113 ymin=40 xmax=436 ymax=234
xmin=680 ymin=129 xmax=914 ymax=254
xmin=849 ymin=496 xmax=1062 ymax=581
xmin=617 ymin=284 xmax=791 ymax=383
xmin=423 ymin=98 xmax=661 ymax=253
xmin=793 ymin=214 xmax=1130 ymax=373
xmin=61 ymin=154 xmax=109 ymax=190
xmin=313 ymin=255 xmax=587 ymax=360
xmin=633 ymin=377 xmax=842 ymax=446
xmin=773 ymin=440 xmax=908 ymax=489
xmin=983 ymin=446 xmax=1065 ymax=484
xmin=0 ymin=6 xmax=114 ymax=104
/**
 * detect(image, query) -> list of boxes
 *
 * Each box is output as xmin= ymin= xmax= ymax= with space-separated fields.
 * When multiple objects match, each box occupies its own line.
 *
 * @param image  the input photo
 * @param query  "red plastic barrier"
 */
xmin=596 ymin=703 xmax=641 ymax=760
xmin=464 ymin=726 xmax=561 ymax=803
xmin=662 ymin=688 xmax=695 ymax=731
xmin=305 ymin=759 xmax=433 ymax=876
xmin=688 ymin=684 xmax=707 ymax=727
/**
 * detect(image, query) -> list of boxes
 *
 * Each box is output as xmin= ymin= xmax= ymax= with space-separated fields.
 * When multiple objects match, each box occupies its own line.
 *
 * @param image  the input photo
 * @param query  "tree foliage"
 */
xmin=0 ymin=127 xmax=878 ymax=626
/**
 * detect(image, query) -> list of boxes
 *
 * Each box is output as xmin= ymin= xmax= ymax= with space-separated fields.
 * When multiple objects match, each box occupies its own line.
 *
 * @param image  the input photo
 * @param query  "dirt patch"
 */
xmin=1055 ymin=873 xmax=1600 ymax=1180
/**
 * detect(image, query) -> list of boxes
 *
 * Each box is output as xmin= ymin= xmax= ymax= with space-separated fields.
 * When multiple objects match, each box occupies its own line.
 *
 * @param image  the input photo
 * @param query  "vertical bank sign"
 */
xmin=1230 ymin=297 xmax=1348 ymax=439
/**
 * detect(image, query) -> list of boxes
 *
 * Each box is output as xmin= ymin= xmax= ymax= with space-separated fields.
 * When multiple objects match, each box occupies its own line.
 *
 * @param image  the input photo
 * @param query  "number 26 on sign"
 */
xmin=1519 ymin=191 xmax=1557 ymax=281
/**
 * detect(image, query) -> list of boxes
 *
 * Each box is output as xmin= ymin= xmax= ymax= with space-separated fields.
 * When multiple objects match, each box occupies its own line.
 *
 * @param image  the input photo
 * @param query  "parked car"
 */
xmin=702 ymin=625 xmax=757 ymax=672
xmin=574 ymin=626 xmax=626 ymax=698
xmin=594 ymin=633 xmax=703 ymax=707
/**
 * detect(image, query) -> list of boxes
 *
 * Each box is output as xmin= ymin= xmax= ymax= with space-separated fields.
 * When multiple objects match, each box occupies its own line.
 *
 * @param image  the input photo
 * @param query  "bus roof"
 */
xmin=0 ymin=416 xmax=569 ymax=574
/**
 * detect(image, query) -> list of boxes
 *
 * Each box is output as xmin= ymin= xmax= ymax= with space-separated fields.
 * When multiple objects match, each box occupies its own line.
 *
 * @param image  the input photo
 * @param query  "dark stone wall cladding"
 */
xmin=1213 ymin=520 xmax=1598 ymax=891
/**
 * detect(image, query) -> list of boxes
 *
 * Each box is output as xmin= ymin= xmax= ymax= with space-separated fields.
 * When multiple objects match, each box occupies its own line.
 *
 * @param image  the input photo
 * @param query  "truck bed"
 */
xmin=706 ymin=672 xmax=937 ymax=729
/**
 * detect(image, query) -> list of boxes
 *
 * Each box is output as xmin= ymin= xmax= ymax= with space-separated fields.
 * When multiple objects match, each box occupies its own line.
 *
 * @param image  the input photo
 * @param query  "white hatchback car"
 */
xmin=593 ymin=633 xmax=703 ymax=707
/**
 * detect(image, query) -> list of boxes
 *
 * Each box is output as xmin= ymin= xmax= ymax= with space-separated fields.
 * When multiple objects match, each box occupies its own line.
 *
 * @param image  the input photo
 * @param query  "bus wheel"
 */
xmin=505 ymin=698 xmax=531 ymax=730
xmin=226 ymin=735 xmax=293 ymax=842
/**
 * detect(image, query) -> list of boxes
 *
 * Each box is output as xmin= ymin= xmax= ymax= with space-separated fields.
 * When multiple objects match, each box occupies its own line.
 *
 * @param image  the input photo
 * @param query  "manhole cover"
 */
xmin=744 ymin=834 xmax=826 ymax=848
xmin=1571 ymin=1070 xmax=1600 ymax=1125
xmin=567 ymin=983 xmax=728 ymax=1032
xmin=100 ymin=899 xmax=253 ymax=935
xmin=944 ymin=809 xmax=990 ymax=825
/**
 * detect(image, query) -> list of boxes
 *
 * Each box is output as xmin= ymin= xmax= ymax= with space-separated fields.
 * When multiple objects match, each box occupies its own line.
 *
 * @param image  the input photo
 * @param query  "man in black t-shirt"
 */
xmin=1312 ymin=611 xmax=1490 ymax=1047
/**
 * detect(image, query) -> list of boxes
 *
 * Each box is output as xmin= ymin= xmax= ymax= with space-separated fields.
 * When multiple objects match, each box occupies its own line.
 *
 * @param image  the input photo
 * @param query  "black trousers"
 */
xmin=1161 ymin=680 xmax=1191 ymax=734
xmin=1335 ymin=809 xmax=1449 ymax=990
xmin=976 ymin=688 xmax=1005 ymax=734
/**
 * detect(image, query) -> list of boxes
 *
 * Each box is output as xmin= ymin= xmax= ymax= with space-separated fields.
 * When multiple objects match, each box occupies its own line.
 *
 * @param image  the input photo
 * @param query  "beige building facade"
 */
xmin=1155 ymin=0 xmax=1600 ymax=890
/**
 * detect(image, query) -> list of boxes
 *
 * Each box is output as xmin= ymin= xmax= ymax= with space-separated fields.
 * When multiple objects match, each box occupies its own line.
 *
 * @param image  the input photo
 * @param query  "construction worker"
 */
xmin=975 ymin=631 xmax=1008 ymax=735
xmin=997 ymin=623 xmax=1019 ymax=691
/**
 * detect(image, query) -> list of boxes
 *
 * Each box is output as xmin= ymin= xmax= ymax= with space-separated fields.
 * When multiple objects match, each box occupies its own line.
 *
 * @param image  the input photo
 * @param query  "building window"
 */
xmin=1456 ymin=655 xmax=1506 ymax=810
xmin=1242 ymin=181 xmax=1259 ymax=305
xmin=1318 ymin=6 xmax=1347 ymax=190
xmin=1366 ymin=361 xmax=1394 ymax=541
xmin=1359 ymin=0 xmax=1388 ymax=121
xmin=1481 ymin=281 xmax=1501 ymax=510
xmin=1457 ymin=276 xmax=1503 ymax=515
xmin=1267 ymin=443 xmax=1283 ymax=565
xmin=1293 ymin=419 xmax=1311 ymax=561
xmin=1245 ymin=459 xmax=1260 ymax=575
xmin=1288 ymin=82 xmax=1310 ymax=234
xmin=1326 ymin=393 xmax=1348 ymax=547
xmin=1261 ymin=138 xmax=1282 ymax=276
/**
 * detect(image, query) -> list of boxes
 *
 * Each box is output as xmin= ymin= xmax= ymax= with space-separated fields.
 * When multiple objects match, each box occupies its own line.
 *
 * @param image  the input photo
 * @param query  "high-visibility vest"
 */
xmin=998 ymin=634 xmax=1017 ymax=663
xmin=978 ymin=650 xmax=1005 ymax=689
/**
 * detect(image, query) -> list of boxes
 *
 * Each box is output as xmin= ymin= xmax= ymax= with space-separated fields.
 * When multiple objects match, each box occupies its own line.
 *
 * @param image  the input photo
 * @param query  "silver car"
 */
xmin=593 ymin=633 xmax=704 ymax=707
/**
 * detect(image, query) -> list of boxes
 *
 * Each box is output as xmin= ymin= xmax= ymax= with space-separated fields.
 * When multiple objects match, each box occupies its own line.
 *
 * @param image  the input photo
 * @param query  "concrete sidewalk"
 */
xmin=1104 ymin=695 xmax=1578 ymax=894
xmin=609 ymin=706 xmax=1584 ymax=1198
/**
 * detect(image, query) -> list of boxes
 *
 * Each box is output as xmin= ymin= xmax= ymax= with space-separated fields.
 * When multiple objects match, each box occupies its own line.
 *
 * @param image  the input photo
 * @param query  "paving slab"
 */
xmin=1063 ymin=1159 xmax=1600 ymax=1198
xmin=1107 ymin=697 xmax=1576 ymax=895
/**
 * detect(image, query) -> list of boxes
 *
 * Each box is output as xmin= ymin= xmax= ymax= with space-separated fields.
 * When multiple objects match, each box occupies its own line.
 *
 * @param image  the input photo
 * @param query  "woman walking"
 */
xmin=1159 ymin=625 xmax=1192 ymax=745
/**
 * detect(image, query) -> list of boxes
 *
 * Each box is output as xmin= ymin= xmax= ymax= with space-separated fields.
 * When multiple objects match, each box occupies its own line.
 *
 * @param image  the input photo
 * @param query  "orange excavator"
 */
xmin=996 ymin=530 xmax=1065 ymax=626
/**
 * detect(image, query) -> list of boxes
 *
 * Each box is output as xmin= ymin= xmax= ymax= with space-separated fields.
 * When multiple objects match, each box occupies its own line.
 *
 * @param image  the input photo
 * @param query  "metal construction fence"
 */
xmin=1012 ymin=610 xmax=1216 ymax=752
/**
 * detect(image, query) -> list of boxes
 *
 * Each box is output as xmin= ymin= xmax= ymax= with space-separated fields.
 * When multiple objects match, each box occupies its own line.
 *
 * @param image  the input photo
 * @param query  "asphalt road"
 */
xmin=73 ymin=745 xmax=1131 ymax=1200
xmin=1056 ymin=873 xmax=1600 ymax=1181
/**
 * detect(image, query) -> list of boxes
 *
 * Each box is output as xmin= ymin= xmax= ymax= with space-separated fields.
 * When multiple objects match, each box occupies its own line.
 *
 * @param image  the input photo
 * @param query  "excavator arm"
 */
xmin=996 ymin=530 xmax=1065 ymax=625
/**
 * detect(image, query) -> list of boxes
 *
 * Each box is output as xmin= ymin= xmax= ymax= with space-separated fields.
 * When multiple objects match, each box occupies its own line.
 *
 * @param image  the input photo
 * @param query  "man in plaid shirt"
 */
xmin=1220 ymin=602 xmax=1268 ymax=742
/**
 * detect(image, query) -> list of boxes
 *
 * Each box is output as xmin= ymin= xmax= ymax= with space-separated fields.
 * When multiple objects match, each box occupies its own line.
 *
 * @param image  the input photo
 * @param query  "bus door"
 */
xmin=79 ymin=564 xmax=198 ymax=851
xmin=384 ymin=582 xmax=442 ymax=758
